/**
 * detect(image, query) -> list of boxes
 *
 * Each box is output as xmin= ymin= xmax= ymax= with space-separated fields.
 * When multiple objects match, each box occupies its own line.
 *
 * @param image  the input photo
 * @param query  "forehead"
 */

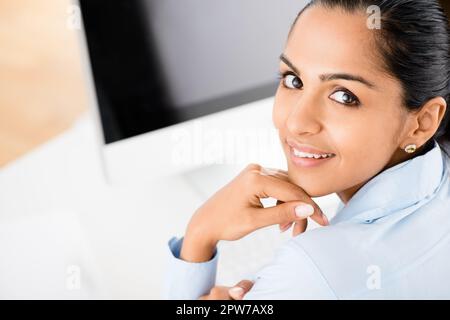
xmin=284 ymin=5 xmax=382 ymax=78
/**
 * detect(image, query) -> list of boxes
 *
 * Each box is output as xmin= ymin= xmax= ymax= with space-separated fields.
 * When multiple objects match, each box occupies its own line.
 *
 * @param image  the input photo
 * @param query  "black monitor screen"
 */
xmin=80 ymin=0 xmax=305 ymax=144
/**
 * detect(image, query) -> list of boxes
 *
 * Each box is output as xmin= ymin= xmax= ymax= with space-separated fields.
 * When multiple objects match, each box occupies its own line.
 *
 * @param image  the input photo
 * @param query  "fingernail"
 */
xmin=229 ymin=287 xmax=244 ymax=298
xmin=295 ymin=204 xmax=314 ymax=219
xmin=323 ymin=214 xmax=330 ymax=225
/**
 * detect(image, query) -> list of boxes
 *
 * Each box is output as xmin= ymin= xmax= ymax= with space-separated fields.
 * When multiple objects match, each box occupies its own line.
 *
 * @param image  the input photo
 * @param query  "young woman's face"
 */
xmin=273 ymin=6 xmax=412 ymax=203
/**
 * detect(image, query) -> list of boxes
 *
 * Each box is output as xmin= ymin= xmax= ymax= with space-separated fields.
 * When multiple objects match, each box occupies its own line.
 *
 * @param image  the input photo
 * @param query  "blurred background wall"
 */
xmin=1 ymin=0 xmax=449 ymax=168
xmin=0 ymin=0 xmax=87 ymax=167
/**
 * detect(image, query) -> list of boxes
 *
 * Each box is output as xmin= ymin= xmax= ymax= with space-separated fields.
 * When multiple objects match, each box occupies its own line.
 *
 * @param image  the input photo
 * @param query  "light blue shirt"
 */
xmin=164 ymin=140 xmax=450 ymax=299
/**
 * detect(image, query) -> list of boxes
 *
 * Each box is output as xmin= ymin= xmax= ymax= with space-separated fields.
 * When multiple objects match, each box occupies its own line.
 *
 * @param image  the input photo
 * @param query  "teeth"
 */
xmin=293 ymin=148 xmax=334 ymax=159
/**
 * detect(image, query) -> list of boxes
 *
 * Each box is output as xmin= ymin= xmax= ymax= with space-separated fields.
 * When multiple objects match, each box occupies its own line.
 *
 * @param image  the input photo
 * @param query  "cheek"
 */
xmin=321 ymin=112 xmax=399 ymax=190
xmin=284 ymin=110 xmax=399 ymax=196
xmin=334 ymin=111 xmax=400 ymax=160
xmin=272 ymin=89 xmax=289 ymax=130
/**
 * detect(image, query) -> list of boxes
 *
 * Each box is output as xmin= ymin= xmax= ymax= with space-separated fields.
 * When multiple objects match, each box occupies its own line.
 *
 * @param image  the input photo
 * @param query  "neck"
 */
xmin=337 ymin=140 xmax=435 ymax=205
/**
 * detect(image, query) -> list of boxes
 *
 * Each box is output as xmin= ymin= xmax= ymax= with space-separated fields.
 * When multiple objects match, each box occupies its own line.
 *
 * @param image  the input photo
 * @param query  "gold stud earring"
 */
xmin=404 ymin=144 xmax=417 ymax=153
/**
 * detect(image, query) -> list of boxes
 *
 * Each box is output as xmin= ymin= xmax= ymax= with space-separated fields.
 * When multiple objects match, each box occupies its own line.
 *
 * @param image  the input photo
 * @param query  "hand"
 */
xmin=278 ymin=199 xmax=322 ymax=237
xmin=181 ymin=164 xmax=329 ymax=262
xmin=199 ymin=280 xmax=254 ymax=300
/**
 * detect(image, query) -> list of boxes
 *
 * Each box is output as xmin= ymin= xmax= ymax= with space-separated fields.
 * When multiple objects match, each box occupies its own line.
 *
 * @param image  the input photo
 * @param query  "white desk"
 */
xmin=0 ymin=113 xmax=203 ymax=298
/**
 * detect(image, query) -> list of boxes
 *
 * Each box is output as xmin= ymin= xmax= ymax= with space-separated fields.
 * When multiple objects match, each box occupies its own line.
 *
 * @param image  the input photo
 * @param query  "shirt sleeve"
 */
xmin=243 ymin=240 xmax=338 ymax=300
xmin=162 ymin=236 xmax=219 ymax=300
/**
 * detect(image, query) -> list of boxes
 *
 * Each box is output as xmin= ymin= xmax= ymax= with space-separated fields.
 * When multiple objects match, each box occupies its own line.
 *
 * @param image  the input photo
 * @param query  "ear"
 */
xmin=401 ymin=96 xmax=447 ymax=148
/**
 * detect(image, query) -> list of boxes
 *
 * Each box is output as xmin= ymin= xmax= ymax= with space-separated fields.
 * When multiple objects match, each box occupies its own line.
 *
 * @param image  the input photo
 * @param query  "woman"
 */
xmin=164 ymin=0 xmax=450 ymax=299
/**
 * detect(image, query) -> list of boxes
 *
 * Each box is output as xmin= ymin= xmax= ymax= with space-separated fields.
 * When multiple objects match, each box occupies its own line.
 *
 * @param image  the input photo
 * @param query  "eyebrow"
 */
xmin=279 ymin=53 xmax=377 ymax=89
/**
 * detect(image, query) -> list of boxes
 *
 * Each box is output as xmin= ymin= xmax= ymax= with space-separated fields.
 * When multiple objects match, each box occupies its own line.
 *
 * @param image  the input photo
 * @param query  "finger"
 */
xmin=259 ymin=167 xmax=289 ymax=180
xmin=267 ymin=173 xmax=328 ymax=226
xmin=246 ymin=165 xmax=328 ymax=226
xmin=277 ymin=200 xmax=294 ymax=232
xmin=279 ymin=221 xmax=293 ymax=232
xmin=292 ymin=218 xmax=308 ymax=237
xmin=251 ymin=200 xmax=313 ymax=230
xmin=228 ymin=280 xmax=254 ymax=300
xmin=255 ymin=174 xmax=328 ymax=226
xmin=266 ymin=176 xmax=326 ymax=226
xmin=277 ymin=200 xmax=291 ymax=232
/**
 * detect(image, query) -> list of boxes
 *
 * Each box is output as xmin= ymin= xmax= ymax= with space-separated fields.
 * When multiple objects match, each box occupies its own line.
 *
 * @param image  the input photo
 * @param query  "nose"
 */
xmin=285 ymin=93 xmax=322 ymax=136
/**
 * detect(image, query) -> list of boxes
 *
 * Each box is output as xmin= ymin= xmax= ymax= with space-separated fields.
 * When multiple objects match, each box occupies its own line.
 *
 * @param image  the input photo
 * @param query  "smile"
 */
xmin=290 ymin=147 xmax=336 ymax=168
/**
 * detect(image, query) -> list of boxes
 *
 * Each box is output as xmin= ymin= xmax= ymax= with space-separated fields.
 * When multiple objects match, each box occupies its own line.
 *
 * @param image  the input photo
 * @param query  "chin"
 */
xmin=287 ymin=172 xmax=334 ymax=198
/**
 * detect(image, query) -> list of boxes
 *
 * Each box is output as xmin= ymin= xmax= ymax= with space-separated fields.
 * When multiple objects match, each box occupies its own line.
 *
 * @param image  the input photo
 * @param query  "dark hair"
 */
xmin=290 ymin=0 xmax=450 ymax=157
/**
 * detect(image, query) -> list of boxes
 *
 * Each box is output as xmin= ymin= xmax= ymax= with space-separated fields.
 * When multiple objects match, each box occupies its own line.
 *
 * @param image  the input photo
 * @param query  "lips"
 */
xmin=289 ymin=147 xmax=336 ymax=168
xmin=286 ymin=139 xmax=335 ymax=156
xmin=286 ymin=138 xmax=336 ymax=168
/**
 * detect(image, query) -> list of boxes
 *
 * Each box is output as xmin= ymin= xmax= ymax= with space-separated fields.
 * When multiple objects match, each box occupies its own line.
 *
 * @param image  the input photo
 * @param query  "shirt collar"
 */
xmin=331 ymin=139 xmax=448 ymax=224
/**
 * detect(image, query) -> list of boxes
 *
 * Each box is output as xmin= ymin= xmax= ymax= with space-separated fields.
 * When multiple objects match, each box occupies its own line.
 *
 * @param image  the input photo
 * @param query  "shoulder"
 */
xmin=244 ymin=224 xmax=379 ymax=300
xmin=243 ymin=233 xmax=338 ymax=300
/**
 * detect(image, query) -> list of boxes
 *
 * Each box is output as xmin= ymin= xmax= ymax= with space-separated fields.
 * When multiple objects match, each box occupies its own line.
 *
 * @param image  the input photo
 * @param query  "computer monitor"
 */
xmin=77 ymin=0 xmax=308 ymax=182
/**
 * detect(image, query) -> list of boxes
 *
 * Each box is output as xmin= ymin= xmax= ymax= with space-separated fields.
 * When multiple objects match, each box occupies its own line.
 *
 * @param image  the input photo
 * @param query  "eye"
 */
xmin=277 ymin=71 xmax=303 ymax=89
xmin=329 ymin=89 xmax=361 ymax=107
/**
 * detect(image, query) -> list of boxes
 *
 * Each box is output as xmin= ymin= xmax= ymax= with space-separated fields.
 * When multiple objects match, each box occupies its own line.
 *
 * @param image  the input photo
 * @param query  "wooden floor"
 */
xmin=0 ymin=0 xmax=87 ymax=167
